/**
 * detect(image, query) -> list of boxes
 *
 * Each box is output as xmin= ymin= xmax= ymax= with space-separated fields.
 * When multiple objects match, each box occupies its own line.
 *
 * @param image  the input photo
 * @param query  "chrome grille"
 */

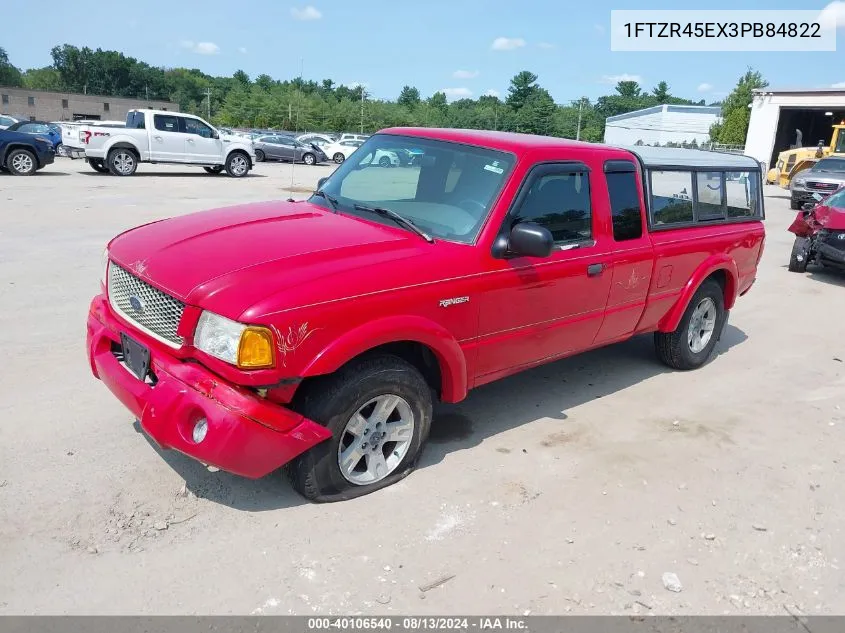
xmin=806 ymin=181 xmax=839 ymax=191
xmin=107 ymin=263 xmax=185 ymax=347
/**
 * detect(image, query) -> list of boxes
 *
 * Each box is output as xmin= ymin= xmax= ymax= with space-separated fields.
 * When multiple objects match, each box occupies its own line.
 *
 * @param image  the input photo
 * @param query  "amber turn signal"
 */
xmin=237 ymin=327 xmax=276 ymax=369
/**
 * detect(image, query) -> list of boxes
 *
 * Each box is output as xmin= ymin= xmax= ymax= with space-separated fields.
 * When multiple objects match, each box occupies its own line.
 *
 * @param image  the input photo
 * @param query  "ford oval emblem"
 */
xmin=128 ymin=295 xmax=145 ymax=313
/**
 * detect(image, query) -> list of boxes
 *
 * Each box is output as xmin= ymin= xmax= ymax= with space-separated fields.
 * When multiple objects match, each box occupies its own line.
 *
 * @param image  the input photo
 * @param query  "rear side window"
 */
xmin=153 ymin=115 xmax=179 ymax=132
xmin=650 ymin=170 xmax=694 ymax=225
xmin=127 ymin=112 xmax=145 ymax=129
xmin=604 ymin=161 xmax=643 ymax=241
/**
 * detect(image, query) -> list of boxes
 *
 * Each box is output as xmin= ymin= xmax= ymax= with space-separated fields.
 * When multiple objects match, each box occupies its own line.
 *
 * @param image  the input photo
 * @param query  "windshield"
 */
xmin=310 ymin=133 xmax=515 ymax=244
xmin=835 ymin=130 xmax=845 ymax=154
xmin=812 ymin=158 xmax=845 ymax=173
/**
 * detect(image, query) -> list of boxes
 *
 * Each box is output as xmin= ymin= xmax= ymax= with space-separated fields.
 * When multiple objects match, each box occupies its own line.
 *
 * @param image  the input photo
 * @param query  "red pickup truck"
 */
xmin=87 ymin=128 xmax=765 ymax=502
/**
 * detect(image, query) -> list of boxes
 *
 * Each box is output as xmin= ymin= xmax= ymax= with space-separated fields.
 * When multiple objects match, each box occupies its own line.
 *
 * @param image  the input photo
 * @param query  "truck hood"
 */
xmin=107 ymin=200 xmax=427 ymax=318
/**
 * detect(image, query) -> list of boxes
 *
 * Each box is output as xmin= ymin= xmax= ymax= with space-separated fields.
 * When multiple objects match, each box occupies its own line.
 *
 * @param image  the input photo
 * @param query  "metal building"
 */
xmin=745 ymin=88 xmax=845 ymax=172
xmin=603 ymin=104 xmax=722 ymax=147
xmin=0 ymin=86 xmax=178 ymax=123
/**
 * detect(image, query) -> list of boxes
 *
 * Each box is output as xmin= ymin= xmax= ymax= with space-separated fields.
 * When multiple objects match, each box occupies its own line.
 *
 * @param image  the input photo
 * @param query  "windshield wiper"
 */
xmin=312 ymin=189 xmax=339 ymax=211
xmin=353 ymin=204 xmax=434 ymax=243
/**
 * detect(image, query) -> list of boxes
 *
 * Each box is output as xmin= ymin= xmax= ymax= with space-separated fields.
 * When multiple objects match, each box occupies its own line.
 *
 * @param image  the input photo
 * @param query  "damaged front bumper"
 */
xmin=86 ymin=294 xmax=331 ymax=479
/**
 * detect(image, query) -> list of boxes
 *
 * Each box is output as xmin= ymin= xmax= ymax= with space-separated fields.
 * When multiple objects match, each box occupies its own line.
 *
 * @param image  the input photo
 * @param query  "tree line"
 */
xmin=0 ymin=45 xmax=764 ymax=145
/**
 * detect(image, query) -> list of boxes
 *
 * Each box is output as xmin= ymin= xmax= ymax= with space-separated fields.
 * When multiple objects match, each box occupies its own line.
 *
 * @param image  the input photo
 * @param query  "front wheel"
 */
xmin=788 ymin=237 xmax=810 ymax=273
xmin=333 ymin=152 xmax=345 ymax=164
xmin=225 ymin=152 xmax=250 ymax=177
xmin=255 ymin=149 xmax=265 ymax=162
xmin=287 ymin=354 xmax=433 ymax=502
xmin=6 ymin=149 xmax=37 ymax=176
xmin=654 ymin=279 xmax=726 ymax=370
xmin=203 ymin=165 xmax=224 ymax=174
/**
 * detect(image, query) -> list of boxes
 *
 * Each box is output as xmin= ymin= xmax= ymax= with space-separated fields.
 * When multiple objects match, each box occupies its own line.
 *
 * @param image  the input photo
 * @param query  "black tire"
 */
xmin=225 ymin=151 xmax=250 ymax=177
xmin=790 ymin=199 xmax=802 ymax=210
xmin=6 ymin=149 xmax=38 ymax=176
xmin=654 ymin=278 xmax=727 ymax=371
xmin=287 ymin=354 xmax=433 ymax=502
xmin=303 ymin=152 xmax=316 ymax=166
xmin=333 ymin=152 xmax=345 ymax=164
xmin=255 ymin=149 xmax=265 ymax=162
xmin=203 ymin=166 xmax=224 ymax=174
xmin=788 ymin=237 xmax=810 ymax=273
xmin=379 ymin=155 xmax=392 ymax=167
xmin=107 ymin=148 xmax=138 ymax=176
xmin=89 ymin=159 xmax=109 ymax=173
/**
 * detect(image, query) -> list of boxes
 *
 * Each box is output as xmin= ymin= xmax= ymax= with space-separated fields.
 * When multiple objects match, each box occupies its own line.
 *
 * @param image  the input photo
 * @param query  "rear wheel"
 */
xmin=225 ymin=152 xmax=250 ymax=177
xmin=203 ymin=166 xmax=224 ymax=174
xmin=654 ymin=279 xmax=726 ymax=371
xmin=303 ymin=152 xmax=316 ymax=166
xmin=333 ymin=152 xmax=345 ymax=164
xmin=107 ymin=148 xmax=138 ymax=176
xmin=287 ymin=354 xmax=433 ymax=502
xmin=255 ymin=149 xmax=265 ymax=162
xmin=379 ymin=155 xmax=391 ymax=167
xmin=89 ymin=159 xmax=109 ymax=173
xmin=788 ymin=237 xmax=810 ymax=273
xmin=7 ymin=149 xmax=37 ymax=176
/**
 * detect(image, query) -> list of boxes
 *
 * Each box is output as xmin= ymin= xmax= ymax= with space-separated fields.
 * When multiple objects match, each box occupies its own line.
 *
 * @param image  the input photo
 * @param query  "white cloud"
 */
xmin=594 ymin=24 xmax=605 ymax=33
xmin=484 ymin=89 xmax=500 ymax=98
xmin=537 ymin=42 xmax=556 ymax=49
xmin=453 ymin=69 xmax=479 ymax=79
xmin=600 ymin=73 xmax=642 ymax=84
xmin=291 ymin=5 xmax=322 ymax=20
xmin=817 ymin=1 xmax=845 ymax=30
xmin=441 ymin=87 xmax=473 ymax=100
xmin=238 ymin=47 xmax=248 ymax=54
xmin=697 ymin=82 xmax=713 ymax=92
xmin=832 ymin=81 xmax=845 ymax=88
xmin=180 ymin=40 xmax=220 ymax=55
xmin=491 ymin=37 xmax=526 ymax=51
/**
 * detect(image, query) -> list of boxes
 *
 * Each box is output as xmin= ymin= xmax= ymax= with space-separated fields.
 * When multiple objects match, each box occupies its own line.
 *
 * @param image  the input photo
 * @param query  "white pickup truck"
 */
xmin=79 ymin=109 xmax=256 ymax=177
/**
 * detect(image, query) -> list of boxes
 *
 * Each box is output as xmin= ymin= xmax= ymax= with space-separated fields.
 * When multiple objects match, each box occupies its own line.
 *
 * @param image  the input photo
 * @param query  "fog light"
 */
xmin=193 ymin=418 xmax=208 ymax=444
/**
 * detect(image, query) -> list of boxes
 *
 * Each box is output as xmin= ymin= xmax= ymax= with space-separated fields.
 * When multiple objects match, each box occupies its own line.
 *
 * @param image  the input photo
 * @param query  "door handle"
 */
xmin=587 ymin=263 xmax=605 ymax=277
xmin=187 ymin=138 xmax=194 ymax=143
xmin=154 ymin=136 xmax=163 ymax=141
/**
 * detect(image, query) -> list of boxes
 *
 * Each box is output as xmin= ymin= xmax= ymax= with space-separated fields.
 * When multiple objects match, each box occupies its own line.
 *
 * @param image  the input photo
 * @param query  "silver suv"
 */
xmin=790 ymin=156 xmax=845 ymax=209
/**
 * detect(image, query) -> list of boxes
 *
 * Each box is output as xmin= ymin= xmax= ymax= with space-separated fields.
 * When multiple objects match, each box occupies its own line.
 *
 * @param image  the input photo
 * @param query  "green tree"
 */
xmin=0 ymin=47 xmax=23 ymax=86
xmin=22 ymin=67 xmax=62 ymax=91
xmin=427 ymin=91 xmax=448 ymax=114
xmin=506 ymin=70 xmax=539 ymax=110
xmin=652 ymin=81 xmax=670 ymax=103
xmin=398 ymin=85 xmax=421 ymax=109
xmin=709 ymin=68 xmax=767 ymax=145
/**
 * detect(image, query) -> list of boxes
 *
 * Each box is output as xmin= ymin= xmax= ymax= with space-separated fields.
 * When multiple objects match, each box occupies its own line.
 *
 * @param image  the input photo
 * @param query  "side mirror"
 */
xmin=508 ymin=222 xmax=554 ymax=258
xmin=212 ymin=130 xmax=220 ymax=139
xmin=317 ymin=177 xmax=328 ymax=189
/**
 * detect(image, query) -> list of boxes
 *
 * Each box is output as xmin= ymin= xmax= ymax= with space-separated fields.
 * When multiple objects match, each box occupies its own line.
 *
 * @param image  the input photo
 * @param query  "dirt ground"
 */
xmin=0 ymin=158 xmax=843 ymax=616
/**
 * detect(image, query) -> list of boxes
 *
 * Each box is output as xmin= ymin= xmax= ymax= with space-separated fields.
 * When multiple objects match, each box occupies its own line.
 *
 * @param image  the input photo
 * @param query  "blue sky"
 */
xmin=3 ymin=0 xmax=844 ymax=104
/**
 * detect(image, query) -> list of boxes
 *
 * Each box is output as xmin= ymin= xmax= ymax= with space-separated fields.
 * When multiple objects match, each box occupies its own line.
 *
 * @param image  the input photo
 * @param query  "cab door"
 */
xmin=183 ymin=117 xmax=223 ymax=163
xmin=474 ymin=162 xmax=614 ymax=383
xmin=149 ymin=114 xmax=188 ymax=162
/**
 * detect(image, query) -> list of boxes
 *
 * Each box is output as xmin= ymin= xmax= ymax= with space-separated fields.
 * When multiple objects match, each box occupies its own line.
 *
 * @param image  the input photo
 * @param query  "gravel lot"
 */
xmin=0 ymin=158 xmax=843 ymax=616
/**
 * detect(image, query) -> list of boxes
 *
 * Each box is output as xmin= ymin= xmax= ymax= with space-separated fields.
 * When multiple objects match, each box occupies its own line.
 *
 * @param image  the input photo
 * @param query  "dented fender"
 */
xmin=658 ymin=255 xmax=738 ymax=333
xmin=301 ymin=315 xmax=468 ymax=403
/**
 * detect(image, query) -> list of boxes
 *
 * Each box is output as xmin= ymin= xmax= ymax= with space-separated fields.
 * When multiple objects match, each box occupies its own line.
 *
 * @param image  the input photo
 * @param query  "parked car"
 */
xmin=0 ymin=128 xmax=55 ymax=175
xmin=787 ymin=188 xmax=845 ymax=273
xmin=87 ymin=129 xmax=765 ymax=503
xmin=4 ymin=120 xmax=62 ymax=152
xmin=338 ymin=133 xmax=370 ymax=143
xmin=0 ymin=114 xmax=20 ymax=130
xmin=78 ymin=109 xmax=256 ymax=177
xmin=789 ymin=156 xmax=845 ymax=209
xmin=321 ymin=139 xmax=364 ymax=163
xmin=253 ymin=135 xmax=327 ymax=165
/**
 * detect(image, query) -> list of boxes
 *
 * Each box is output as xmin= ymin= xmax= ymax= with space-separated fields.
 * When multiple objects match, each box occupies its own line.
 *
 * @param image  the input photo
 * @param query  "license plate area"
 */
xmin=119 ymin=332 xmax=151 ymax=382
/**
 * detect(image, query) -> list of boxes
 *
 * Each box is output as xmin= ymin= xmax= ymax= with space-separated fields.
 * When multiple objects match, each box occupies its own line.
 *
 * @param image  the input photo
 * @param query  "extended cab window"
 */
xmin=604 ymin=161 xmax=643 ymax=241
xmin=726 ymin=171 xmax=761 ymax=218
xmin=650 ymin=170 xmax=694 ymax=225
xmin=696 ymin=172 xmax=725 ymax=220
xmin=154 ymin=115 xmax=179 ymax=132
xmin=513 ymin=169 xmax=592 ymax=243
xmin=127 ymin=112 xmax=145 ymax=129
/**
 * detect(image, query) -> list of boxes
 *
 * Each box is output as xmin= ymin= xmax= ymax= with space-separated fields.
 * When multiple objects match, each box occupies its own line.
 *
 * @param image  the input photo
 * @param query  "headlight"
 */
xmin=193 ymin=311 xmax=275 ymax=369
xmin=101 ymin=248 xmax=109 ymax=288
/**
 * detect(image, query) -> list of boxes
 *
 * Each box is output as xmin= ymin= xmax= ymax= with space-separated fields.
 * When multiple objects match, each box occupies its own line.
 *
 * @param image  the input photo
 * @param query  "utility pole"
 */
xmin=206 ymin=87 xmax=211 ymax=120
xmin=145 ymin=85 xmax=149 ymax=102
xmin=296 ymin=57 xmax=303 ymax=132
xmin=576 ymin=98 xmax=584 ymax=141
xmin=360 ymin=85 xmax=365 ymax=134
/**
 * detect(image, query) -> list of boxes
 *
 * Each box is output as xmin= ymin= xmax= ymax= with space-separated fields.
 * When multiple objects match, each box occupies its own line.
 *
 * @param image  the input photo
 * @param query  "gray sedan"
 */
xmin=253 ymin=135 xmax=327 ymax=165
xmin=790 ymin=157 xmax=845 ymax=209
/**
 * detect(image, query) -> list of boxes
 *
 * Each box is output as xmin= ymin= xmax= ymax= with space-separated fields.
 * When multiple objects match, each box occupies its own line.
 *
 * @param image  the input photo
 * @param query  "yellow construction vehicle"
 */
xmin=767 ymin=123 xmax=845 ymax=188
